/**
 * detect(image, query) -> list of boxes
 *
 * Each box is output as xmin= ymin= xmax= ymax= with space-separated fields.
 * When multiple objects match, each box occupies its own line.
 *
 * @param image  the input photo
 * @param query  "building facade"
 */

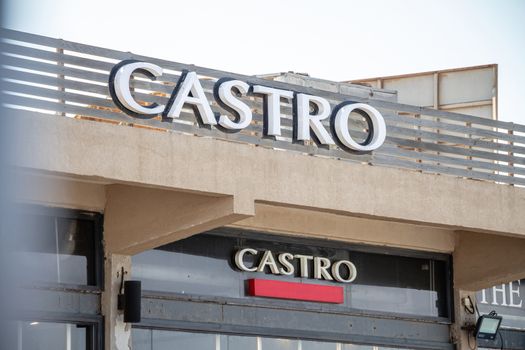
xmin=2 ymin=29 xmax=525 ymax=350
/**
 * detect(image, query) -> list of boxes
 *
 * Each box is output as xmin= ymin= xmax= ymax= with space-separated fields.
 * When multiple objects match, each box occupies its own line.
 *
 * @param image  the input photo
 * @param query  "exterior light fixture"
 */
xmin=117 ymin=267 xmax=142 ymax=323
xmin=461 ymin=297 xmax=504 ymax=344
xmin=474 ymin=311 xmax=502 ymax=340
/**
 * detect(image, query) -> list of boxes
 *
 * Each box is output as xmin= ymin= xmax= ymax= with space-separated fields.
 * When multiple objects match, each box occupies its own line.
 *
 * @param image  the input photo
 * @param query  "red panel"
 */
xmin=247 ymin=278 xmax=344 ymax=304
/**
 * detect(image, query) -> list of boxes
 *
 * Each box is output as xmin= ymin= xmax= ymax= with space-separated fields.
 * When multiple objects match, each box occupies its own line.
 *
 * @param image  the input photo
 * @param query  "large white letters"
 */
xmin=252 ymin=85 xmax=294 ymax=137
xmin=332 ymin=260 xmax=357 ymax=283
xmin=163 ymin=71 xmax=217 ymax=125
xmin=295 ymin=94 xmax=335 ymax=145
xmin=278 ymin=252 xmax=295 ymax=276
xmin=110 ymin=62 xmax=387 ymax=153
xmin=111 ymin=61 xmax=165 ymax=115
xmin=216 ymin=79 xmax=252 ymax=130
xmin=257 ymin=250 xmax=280 ymax=274
xmin=509 ymin=280 xmax=523 ymax=308
xmin=234 ymin=248 xmax=258 ymax=272
xmin=234 ymin=248 xmax=357 ymax=283
xmin=333 ymin=103 xmax=386 ymax=152
xmin=492 ymin=284 xmax=508 ymax=306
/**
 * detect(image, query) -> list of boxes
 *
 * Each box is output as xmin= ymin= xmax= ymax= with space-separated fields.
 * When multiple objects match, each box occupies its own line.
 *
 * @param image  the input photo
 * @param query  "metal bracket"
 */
xmin=117 ymin=266 xmax=127 ymax=311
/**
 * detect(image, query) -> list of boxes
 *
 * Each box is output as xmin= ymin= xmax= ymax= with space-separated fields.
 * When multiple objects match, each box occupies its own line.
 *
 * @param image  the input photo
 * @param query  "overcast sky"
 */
xmin=5 ymin=0 xmax=525 ymax=124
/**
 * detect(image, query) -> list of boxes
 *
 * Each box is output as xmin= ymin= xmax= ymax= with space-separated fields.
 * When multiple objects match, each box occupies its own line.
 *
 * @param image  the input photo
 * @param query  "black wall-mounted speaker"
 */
xmin=123 ymin=280 xmax=141 ymax=323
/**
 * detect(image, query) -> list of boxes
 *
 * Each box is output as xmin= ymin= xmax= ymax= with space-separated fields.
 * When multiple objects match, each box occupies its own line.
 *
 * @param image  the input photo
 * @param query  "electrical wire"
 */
xmin=463 ymin=295 xmax=477 ymax=315
xmin=463 ymin=295 xmax=478 ymax=350
xmin=497 ymin=330 xmax=504 ymax=350
xmin=488 ymin=311 xmax=504 ymax=350
xmin=473 ymin=297 xmax=481 ymax=317
xmin=119 ymin=266 xmax=125 ymax=295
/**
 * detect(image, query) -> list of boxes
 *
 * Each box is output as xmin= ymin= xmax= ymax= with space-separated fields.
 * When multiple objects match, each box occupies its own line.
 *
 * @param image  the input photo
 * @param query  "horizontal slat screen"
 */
xmin=1 ymin=28 xmax=524 ymax=186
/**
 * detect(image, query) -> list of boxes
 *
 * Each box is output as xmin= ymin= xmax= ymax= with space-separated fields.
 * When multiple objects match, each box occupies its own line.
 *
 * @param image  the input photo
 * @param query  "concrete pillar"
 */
xmin=451 ymin=290 xmax=478 ymax=350
xmin=102 ymin=254 xmax=132 ymax=350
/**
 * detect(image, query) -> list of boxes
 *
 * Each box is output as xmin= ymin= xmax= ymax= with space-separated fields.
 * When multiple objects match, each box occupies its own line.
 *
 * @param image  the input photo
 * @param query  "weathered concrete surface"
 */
xmin=13 ymin=111 xmax=525 ymax=239
xmin=104 ymin=184 xmax=253 ymax=255
xmin=232 ymin=203 xmax=456 ymax=252
xmin=260 ymin=72 xmax=398 ymax=102
xmin=101 ymin=254 xmax=131 ymax=350
xmin=451 ymin=290 xmax=478 ymax=350
xmin=14 ymin=171 xmax=106 ymax=212
xmin=454 ymin=230 xmax=525 ymax=291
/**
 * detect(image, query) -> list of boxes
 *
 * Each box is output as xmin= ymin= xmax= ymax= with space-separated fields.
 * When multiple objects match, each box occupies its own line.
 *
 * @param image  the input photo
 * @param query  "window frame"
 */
xmin=13 ymin=204 xmax=105 ymax=350
xmin=16 ymin=315 xmax=104 ymax=350
xmin=135 ymin=227 xmax=454 ymax=322
xmin=17 ymin=204 xmax=104 ymax=290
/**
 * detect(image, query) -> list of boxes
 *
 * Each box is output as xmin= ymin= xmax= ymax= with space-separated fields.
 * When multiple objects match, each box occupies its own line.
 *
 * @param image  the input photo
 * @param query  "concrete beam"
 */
xmin=104 ymin=185 xmax=254 ymax=255
xmin=12 ymin=110 xmax=525 ymax=238
xmin=232 ymin=203 xmax=455 ymax=253
xmin=454 ymin=230 xmax=525 ymax=291
xmin=13 ymin=171 xmax=106 ymax=212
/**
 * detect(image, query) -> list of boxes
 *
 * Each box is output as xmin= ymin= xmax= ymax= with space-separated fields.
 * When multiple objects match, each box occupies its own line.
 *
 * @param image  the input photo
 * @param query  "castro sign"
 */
xmin=109 ymin=60 xmax=387 ymax=153
xmin=234 ymin=248 xmax=357 ymax=283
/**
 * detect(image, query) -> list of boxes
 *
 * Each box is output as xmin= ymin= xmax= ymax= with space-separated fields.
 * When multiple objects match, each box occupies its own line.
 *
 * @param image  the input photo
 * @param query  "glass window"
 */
xmin=14 ymin=209 xmax=100 ymax=286
xmin=301 ymin=340 xmax=338 ymax=350
xmin=153 ymin=330 xmax=215 ymax=350
xmin=132 ymin=329 xmax=416 ymax=350
xmin=133 ymin=328 xmax=152 ymax=350
xmin=260 ymin=337 xmax=299 ymax=350
xmin=16 ymin=321 xmax=88 ymax=350
xmin=133 ymin=329 xmax=217 ymax=350
xmin=345 ymin=254 xmax=447 ymax=317
xmin=132 ymin=230 xmax=451 ymax=318
xmin=220 ymin=335 xmax=258 ymax=350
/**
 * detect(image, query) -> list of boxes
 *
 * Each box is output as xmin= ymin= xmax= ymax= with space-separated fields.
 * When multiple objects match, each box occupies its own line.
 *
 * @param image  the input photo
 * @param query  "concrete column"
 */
xmin=102 ymin=254 xmax=132 ymax=350
xmin=451 ymin=290 xmax=478 ymax=350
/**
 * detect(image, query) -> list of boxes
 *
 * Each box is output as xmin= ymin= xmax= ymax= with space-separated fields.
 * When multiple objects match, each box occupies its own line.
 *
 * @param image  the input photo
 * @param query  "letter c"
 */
xmin=234 ymin=248 xmax=258 ymax=272
xmin=109 ymin=60 xmax=165 ymax=116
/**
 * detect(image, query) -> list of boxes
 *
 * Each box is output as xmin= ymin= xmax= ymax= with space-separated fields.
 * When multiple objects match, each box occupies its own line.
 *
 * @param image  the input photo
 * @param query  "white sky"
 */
xmin=5 ymin=0 xmax=525 ymax=124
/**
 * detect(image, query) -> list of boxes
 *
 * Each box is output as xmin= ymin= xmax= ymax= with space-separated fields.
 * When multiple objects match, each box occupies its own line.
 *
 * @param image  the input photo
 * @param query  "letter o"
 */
xmin=333 ymin=103 xmax=386 ymax=152
xmin=331 ymin=260 xmax=357 ymax=283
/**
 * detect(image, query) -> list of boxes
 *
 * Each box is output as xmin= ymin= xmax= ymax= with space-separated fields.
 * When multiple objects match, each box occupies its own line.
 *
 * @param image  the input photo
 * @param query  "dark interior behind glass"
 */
xmin=14 ymin=207 xmax=100 ymax=286
xmin=133 ymin=229 xmax=451 ymax=319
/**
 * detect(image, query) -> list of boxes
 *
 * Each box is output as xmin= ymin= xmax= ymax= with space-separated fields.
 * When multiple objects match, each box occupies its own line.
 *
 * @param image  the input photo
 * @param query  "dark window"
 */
xmin=14 ymin=206 xmax=103 ymax=287
xmin=132 ymin=229 xmax=451 ymax=319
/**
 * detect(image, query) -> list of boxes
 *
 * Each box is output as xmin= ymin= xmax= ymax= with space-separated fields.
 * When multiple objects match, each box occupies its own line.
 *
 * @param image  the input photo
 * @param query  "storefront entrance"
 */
xmin=130 ymin=228 xmax=453 ymax=350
